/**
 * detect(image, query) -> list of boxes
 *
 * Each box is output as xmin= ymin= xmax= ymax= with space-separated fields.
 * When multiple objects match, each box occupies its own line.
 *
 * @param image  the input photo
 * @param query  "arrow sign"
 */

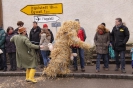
xmin=34 ymin=15 xmax=60 ymax=23
xmin=20 ymin=3 xmax=63 ymax=15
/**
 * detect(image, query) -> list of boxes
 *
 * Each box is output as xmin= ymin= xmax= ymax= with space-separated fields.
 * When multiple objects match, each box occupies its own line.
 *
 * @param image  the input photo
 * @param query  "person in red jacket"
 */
xmin=78 ymin=29 xmax=85 ymax=41
xmin=72 ymin=28 xmax=85 ymax=72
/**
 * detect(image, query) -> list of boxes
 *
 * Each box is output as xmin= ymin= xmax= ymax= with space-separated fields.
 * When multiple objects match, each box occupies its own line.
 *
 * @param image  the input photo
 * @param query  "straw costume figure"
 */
xmin=44 ymin=21 xmax=90 ymax=77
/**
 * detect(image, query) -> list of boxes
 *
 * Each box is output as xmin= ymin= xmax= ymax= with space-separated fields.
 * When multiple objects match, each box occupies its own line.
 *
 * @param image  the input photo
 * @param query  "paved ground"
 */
xmin=2 ymin=64 xmax=133 ymax=75
xmin=0 ymin=64 xmax=133 ymax=88
xmin=0 ymin=76 xmax=133 ymax=88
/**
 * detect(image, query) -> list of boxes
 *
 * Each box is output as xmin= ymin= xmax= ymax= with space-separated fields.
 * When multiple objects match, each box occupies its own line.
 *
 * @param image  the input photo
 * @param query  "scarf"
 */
xmin=98 ymin=30 xmax=104 ymax=35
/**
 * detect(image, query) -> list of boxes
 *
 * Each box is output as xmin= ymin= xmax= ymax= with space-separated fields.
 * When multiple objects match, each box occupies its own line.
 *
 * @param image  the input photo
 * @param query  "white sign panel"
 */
xmin=34 ymin=15 xmax=59 ymax=23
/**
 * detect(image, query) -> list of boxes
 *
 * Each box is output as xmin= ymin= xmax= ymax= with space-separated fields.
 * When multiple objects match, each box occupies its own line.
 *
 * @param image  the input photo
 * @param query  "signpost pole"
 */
xmin=55 ymin=21 xmax=57 ymax=33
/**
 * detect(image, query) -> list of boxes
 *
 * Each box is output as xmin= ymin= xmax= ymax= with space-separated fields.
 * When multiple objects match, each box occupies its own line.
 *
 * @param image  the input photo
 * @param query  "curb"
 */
xmin=0 ymin=72 xmax=133 ymax=79
xmin=0 ymin=72 xmax=42 ymax=76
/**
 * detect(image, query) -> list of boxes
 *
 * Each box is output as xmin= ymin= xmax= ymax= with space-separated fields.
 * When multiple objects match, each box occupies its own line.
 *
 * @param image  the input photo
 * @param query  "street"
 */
xmin=0 ymin=76 xmax=133 ymax=88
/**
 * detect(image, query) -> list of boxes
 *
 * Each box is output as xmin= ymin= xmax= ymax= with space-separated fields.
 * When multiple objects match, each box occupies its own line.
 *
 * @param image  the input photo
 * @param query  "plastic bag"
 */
xmin=109 ymin=46 xmax=115 ymax=59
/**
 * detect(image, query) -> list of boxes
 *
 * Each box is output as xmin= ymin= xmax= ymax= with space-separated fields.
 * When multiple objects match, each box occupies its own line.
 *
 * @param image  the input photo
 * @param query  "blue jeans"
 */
xmin=96 ymin=54 xmax=109 ymax=70
xmin=0 ymin=49 xmax=7 ymax=68
xmin=41 ymin=50 xmax=50 ymax=67
xmin=115 ymin=51 xmax=125 ymax=70
xmin=72 ymin=48 xmax=85 ymax=68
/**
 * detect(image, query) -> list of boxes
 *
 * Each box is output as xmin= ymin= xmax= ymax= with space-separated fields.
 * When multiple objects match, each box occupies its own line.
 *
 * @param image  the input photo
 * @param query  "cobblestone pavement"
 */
xmin=0 ymin=76 xmax=133 ymax=88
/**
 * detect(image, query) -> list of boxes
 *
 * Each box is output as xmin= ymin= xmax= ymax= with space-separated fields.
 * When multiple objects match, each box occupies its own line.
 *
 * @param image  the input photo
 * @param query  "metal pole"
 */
xmin=56 ymin=21 xmax=57 ymax=33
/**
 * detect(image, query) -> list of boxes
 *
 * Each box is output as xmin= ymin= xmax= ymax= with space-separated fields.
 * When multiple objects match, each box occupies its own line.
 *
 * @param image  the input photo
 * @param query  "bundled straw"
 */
xmin=43 ymin=21 xmax=90 ymax=77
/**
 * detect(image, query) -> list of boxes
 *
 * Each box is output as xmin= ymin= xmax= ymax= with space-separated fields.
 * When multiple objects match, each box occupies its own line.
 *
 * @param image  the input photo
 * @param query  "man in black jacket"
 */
xmin=29 ymin=21 xmax=43 ymax=67
xmin=111 ymin=18 xmax=129 ymax=73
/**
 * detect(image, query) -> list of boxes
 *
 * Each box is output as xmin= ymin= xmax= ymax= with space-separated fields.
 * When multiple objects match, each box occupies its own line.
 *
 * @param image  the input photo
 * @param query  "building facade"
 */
xmin=1 ymin=0 xmax=133 ymax=45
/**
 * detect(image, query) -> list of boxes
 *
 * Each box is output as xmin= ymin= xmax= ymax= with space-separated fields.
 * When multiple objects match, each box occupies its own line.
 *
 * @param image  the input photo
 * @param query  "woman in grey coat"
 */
xmin=94 ymin=25 xmax=110 ymax=72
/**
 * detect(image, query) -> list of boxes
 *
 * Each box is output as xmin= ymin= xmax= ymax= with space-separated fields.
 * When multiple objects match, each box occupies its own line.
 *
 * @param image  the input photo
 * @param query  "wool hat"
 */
xmin=43 ymin=24 xmax=48 ymax=28
xmin=101 ymin=23 xmax=106 ymax=27
xmin=18 ymin=27 xmax=26 ymax=33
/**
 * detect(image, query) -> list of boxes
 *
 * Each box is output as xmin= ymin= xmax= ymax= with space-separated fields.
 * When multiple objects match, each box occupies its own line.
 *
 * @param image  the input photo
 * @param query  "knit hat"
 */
xmin=43 ymin=24 xmax=48 ymax=28
xmin=18 ymin=27 xmax=26 ymax=33
xmin=101 ymin=23 xmax=106 ymax=27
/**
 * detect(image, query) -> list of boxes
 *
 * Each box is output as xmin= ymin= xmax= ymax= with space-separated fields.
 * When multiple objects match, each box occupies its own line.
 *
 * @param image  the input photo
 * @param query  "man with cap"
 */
xmin=10 ymin=27 xmax=43 ymax=83
xmin=75 ymin=19 xmax=87 ymax=41
xmin=72 ymin=19 xmax=86 ymax=72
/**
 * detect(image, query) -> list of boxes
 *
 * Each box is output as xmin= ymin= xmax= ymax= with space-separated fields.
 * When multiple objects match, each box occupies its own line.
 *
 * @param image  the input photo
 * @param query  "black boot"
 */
xmin=3 ymin=68 xmax=7 ymax=72
xmin=9 ymin=68 xmax=13 ymax=71
xmin=12 ymin=68 xmax=17 ymax=71
xmin=121 ymin=69 xmax=126 ymax=73
xmin=81 ymin=68 xmax=85 ymax=72
xmin=0 ymin=67 xmax=4 ymax=70
xmin=73 ymin=67 xmax=78 ymax=71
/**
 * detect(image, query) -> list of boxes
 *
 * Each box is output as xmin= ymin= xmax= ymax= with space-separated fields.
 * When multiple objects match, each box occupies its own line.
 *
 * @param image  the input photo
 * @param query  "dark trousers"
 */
xmin=102 ymin=53 xmax=110 ymax=67
xmin=8 ymin=52 xmax=16 ymax=69
xmin=115 ymin=50 xmax=125 ymax=70
xmin=96 ymin=54 xmax=109 ymax=70
xmin=72 ymin=48 xmax=85 ymax=69
xmin=0 ymin=49 xmax=7 ymax=69
xmin=47 ymin=50 xmax=51 ymax=57
xmin=35 ymin=49 xmax=44 ymax=65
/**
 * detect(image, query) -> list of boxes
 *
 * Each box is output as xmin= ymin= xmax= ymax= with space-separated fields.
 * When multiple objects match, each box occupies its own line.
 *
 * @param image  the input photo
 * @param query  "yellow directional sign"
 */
xmin=20 ymin=3 xmax=63 ymax=15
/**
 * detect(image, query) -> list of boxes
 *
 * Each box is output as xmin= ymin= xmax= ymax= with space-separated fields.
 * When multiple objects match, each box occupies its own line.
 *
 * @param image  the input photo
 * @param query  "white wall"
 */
xmin=2 ymin=0 xmax=133 ymax=45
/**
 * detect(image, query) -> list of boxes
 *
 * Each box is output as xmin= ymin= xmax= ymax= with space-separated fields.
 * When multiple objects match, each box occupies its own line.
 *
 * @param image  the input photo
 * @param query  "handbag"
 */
xmin=0 ymin=49 xmax=3 ymax=54
xmin=109 ymin=46 xmax=115 ymax=59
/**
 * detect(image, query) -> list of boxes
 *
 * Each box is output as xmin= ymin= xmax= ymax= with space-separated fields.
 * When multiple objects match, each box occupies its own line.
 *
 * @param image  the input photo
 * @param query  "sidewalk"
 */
xmin=0 ymin=64 xmax=133 ymax=79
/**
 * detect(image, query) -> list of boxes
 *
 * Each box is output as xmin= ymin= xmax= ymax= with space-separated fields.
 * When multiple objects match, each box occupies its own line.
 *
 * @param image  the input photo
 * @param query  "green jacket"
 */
xmin=10 ymin=34 xmax=39 ymax=69
xmin=0 ymin=28 xmax=6 ymax=49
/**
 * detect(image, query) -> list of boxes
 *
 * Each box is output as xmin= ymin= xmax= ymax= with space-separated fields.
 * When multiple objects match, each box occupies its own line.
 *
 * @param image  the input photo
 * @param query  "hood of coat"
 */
xmin=96 ymin=25 xmax=109 ymax=33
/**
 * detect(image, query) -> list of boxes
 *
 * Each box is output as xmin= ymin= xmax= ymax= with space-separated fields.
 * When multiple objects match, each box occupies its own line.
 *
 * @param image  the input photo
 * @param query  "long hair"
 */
xmin=96 ymin=24 xmax=109 ymax=33
xmin=7 ymin=26 xmax=14 ymax=33
xmin=40 ymin=28 xmax=51 ymax=37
